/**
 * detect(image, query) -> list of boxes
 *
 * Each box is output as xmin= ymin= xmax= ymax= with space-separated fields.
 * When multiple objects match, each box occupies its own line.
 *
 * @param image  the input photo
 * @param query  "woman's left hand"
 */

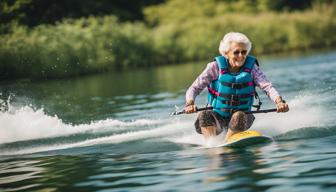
xmin=276 ymin=102 xmax=289 ymax=113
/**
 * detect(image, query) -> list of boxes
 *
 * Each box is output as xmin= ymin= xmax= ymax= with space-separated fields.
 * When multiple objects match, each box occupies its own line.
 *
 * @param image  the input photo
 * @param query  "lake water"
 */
xmin=1 ymin=50 xmax=336 ymax=191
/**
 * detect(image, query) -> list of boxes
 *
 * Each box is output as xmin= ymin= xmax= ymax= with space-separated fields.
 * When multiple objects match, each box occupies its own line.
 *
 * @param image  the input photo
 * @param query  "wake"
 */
xmin=0 ymin=91 xmax=334 ymax=155
xmin=0 ymin=104 xmax=160 ymax=144
xmin=0 ymin=98 xmax=192 ymax=155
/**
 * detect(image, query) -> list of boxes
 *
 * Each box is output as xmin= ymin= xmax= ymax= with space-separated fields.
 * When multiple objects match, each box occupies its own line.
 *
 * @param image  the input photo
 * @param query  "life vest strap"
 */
xmin=220 ymin=93 xmax=254 ymax=101
xmin=243 ymin=68 xmax=252 ymax=73
xmin=252 ymin=92 xmax=262 ymax=111
xmin=220 ymin=68 xmax=228 ymax=74
xmin=220 ymin=108 xmax=249 ymax=114
xmin=219 ymin=67 xmax=252 ymax=75
xmin=220 ymin=81 xmax=254 ymax=89
xmin=221 ymin=100 xmax=248 ymax=106
xmin=208 ymin=87 xmax=254 ymax=101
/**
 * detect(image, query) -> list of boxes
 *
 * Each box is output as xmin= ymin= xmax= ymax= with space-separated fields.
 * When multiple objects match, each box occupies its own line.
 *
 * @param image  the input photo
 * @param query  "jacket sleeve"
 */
xmin=185 ymin=61 xmax=219 ymax=102
xmin=252 ymin=64 xmax=281 ymax=103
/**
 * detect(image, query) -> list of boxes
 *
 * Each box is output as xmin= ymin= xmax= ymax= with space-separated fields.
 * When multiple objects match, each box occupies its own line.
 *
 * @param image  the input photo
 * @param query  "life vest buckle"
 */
xmin=231 ymin=83 xmax=243 ymax=89
xmin=231 ymin=95 xmax=239 ymax=101
xmin=228 ymin=100 xmax=237 ymax=106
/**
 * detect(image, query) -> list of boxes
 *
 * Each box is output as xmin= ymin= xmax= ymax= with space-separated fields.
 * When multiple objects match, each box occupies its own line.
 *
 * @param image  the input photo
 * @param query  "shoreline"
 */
xmin=1 ymin=47 xmax=335 ymax=83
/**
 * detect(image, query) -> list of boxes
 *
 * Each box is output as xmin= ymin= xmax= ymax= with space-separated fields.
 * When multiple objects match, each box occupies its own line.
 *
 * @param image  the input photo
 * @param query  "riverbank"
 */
xmin=0 ymin=3 xmax=335 ymax=80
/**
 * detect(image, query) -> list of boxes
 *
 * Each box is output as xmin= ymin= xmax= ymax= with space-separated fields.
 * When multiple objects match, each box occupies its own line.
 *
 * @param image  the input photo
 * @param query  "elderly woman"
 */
xmin=184 ymin=32 xmax=289 ymax=142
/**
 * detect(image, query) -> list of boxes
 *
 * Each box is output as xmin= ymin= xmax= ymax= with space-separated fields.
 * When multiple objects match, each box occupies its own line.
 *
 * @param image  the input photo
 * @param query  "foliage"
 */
xmin=0 ymin=0 xmax=335 ymax=80
xmin=149 ymin=1 xmax=336 ymax=60
xmin=0 ymin=0 xmax=164 ymax=30
xmin=143 ymin=0 xmax=319 ymax=26
xmin=0 ymin=16 xmax=157 ymax=79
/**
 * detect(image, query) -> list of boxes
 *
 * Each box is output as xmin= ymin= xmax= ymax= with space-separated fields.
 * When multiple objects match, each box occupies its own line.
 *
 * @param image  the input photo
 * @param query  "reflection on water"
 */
xmin=2 ymin=139 xmax=336 ymax=191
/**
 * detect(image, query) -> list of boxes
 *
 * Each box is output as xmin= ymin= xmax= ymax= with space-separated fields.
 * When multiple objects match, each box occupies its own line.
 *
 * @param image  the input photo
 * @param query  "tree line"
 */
xmin=0 ymin=0 xmax=335 ymax=80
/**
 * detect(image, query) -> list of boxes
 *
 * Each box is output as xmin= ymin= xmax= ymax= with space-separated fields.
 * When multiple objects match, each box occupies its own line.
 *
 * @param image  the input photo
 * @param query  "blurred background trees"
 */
xmin=2 ymin=0 xmax=330 ymax=29
xmin=0 ymin=0 xmax=335 ymax=80
xmin=0 ymin=0 xmax=163 ymax=33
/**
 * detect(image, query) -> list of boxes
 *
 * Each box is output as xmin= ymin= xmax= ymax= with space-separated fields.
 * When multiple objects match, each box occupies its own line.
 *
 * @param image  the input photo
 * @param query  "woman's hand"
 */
xmin=184 ymin=104 xmax=197 ymax=114
xmin=184 ymin=100 xmax=197 ymax=114
xmin=275 ymin=97 xmax=289 ymax=113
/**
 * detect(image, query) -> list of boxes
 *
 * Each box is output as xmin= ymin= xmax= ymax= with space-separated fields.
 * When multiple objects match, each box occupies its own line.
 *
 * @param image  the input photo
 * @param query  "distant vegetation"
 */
xmin=0 ymin=0 xmax=164 ymax=31
xmin=0 ymin=0 xmax=335 ymax=80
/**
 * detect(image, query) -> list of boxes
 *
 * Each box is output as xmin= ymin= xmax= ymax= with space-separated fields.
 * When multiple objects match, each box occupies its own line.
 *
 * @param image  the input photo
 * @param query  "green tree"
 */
xmin=0 ymin=0 xmax=164 ymax=30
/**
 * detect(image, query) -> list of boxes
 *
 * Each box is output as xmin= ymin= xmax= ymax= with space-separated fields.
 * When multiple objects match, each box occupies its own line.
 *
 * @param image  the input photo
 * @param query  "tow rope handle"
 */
xmin=170 ymin=107 xmax=277 ymax=115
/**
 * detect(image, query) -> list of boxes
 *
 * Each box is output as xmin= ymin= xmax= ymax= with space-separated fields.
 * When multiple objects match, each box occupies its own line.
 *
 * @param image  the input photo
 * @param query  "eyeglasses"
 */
xmin=233 ymin=50 xmax=247 ymax=56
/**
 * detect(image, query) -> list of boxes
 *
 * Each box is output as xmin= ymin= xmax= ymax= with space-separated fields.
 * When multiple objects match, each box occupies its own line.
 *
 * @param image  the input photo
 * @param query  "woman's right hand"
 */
xmin=184 ymin=104 xmax=197 ymax=114
xmin=184 ymin=100 xmax=197 ymax=114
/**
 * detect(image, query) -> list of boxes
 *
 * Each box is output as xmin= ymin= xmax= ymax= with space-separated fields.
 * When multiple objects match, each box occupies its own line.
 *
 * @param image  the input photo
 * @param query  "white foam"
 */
xmin=0 ymin=91 xmax=331 ymax=155
xmin=0 ymin=104 xmax=159 ymax=144
xmin=0 ymin=119 xmax=191 ymax=155
xmin=168 ymin=131 xmax=226 ymax=148
xmin=253 ymin=93 xmax=328 ymax=136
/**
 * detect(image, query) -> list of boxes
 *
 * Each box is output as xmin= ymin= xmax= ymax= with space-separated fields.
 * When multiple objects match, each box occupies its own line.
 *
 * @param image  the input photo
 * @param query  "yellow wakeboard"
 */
xmin=217 ymin=130 xmax=272 ymax=148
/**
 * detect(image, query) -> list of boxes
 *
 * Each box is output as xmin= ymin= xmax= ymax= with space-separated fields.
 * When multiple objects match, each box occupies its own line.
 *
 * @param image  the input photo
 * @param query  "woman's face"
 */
xmin=224 ymin=42 xmax=248 ymax=68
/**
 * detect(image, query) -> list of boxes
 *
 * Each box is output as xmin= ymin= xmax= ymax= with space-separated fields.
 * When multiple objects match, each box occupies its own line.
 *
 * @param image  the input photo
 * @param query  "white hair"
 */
xmin=218 ymin=32 xmax=252 ymax=55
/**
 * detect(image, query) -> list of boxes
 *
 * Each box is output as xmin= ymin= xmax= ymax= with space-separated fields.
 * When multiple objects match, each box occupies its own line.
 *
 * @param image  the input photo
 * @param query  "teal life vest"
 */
xmin=207 ymin=55 xmax=258 ymax=118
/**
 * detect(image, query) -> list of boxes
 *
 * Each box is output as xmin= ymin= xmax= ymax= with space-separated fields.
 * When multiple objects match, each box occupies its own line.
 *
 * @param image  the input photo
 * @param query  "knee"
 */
xmin=198 ymin=110 xmax=216 ymax=128
xmin=231 ymin=111 xmax=246 ymax=120
xmin=229 ymin=111 xmax=247 ymax=132
xmin=195 ymin=110 xmax=216 ymax=134
xmin=198 ymin=110 xmax=213 ymax=119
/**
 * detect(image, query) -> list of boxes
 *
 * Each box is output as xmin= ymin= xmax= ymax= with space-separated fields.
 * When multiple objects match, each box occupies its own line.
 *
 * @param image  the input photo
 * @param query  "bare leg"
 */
xmin=201 ymin=126 xmax=217 ymax=138
xmin=197 ymin=111 xmax=220 ymax=139
xmin=224 ymin=111 xmax=247 ymax=142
